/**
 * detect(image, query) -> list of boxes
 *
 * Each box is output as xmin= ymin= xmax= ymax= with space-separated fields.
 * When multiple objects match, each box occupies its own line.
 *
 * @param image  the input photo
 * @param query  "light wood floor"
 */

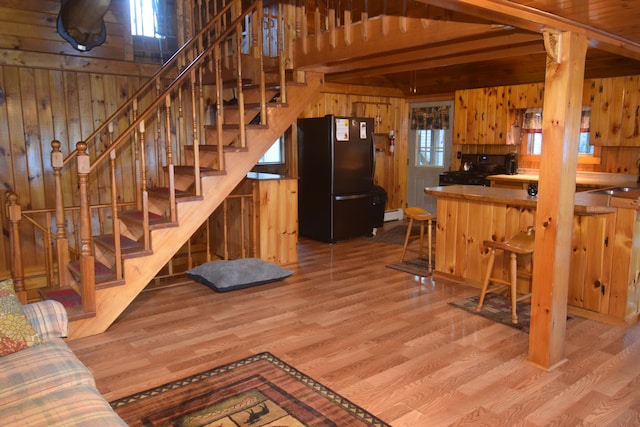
xmin=68 ymin=222 xmax=640 ymax=426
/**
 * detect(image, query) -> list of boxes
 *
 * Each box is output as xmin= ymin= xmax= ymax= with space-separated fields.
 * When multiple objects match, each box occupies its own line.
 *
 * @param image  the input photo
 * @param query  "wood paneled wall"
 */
xmin=0 ymin=0 xmax=132 ymax=61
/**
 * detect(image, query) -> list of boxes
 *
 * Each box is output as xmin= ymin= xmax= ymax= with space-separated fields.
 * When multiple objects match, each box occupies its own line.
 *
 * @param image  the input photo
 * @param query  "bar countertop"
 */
xmin=424 ymin=185 xmax=618 ymax=214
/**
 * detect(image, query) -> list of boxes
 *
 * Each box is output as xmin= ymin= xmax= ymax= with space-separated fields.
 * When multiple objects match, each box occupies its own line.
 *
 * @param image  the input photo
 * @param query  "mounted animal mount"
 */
xmin=57 ymin=0 xmax=112 ymax=51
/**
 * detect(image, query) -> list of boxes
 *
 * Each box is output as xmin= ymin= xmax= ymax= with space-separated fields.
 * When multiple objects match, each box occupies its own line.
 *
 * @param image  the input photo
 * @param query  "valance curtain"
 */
xmin=410 ymin=106 xmax=450 ymax=130
xmin=522 ymin=107 xmax=591 ymax=133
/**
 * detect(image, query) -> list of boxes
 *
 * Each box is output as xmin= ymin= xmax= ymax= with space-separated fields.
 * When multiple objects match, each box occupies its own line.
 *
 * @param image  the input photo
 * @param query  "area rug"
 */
xmin=386 ymin=258 xmax=433 ymax=277
xmin=110 ymin=352 xmax=390 ymax=427
xmin=370 ymin=223 xmax=426 ymax=245
xmin=449 ymin=292 xmax=531 ymax=333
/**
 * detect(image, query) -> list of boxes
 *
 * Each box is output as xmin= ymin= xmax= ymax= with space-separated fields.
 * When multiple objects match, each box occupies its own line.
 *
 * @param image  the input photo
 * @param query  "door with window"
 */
xmin=407 ymin=102 xmax=452 ymax=214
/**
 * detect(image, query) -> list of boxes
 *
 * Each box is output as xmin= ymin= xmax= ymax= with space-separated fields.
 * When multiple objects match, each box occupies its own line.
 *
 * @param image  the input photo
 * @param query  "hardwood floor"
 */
xmin=68 ymin=222 xmax=640 ymax=426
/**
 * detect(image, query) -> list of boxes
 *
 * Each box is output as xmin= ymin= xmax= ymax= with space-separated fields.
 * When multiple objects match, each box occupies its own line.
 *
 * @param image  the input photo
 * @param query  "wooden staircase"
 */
xmin=67 ymin=72 xmax=322 ymax=338
xmin=4 ymin=1 xmax=323 ymax=339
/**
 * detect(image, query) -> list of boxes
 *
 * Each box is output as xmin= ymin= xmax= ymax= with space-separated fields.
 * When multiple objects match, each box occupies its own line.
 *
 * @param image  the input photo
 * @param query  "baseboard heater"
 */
xmin=383 ymin=208 xmax=404 ymax=222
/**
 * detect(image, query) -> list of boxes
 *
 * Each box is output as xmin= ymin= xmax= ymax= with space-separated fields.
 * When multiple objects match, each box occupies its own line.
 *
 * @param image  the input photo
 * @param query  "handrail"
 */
xmin=88 ymin=4 xmax=257 ymax=174
xmin=62 ymin=0 xmax=241 ymax=168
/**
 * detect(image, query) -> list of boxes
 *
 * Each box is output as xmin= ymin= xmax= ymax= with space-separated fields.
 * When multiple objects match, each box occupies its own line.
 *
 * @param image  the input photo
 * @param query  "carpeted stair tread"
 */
xmin=118 ymin=210 xmax=177 ymax=230
xmin=68 ymin=259 xmax=118 ymax=285
xmin=93 ymin=234 xmax=152 ymax=258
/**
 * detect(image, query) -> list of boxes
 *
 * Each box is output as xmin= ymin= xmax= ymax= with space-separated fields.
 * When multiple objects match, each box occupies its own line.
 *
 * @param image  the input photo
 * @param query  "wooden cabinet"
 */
xmin=453 ymin=83 xmax=544 ymax=145
xmin=212 ymin=174 xmax=298 ymax=265
xmin=568 ymin=214 xmax=614 ymax=313
xmin=588 ymin=75 xmax=640 ymax=146
xmin=430 ymin=189 xmax=640 ymax=324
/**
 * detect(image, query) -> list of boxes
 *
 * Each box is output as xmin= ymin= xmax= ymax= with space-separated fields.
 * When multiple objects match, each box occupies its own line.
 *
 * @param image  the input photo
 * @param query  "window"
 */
xmin=415 ymin=129 xmax=445 ymax=167
xmin=258 ymin=136 xmax=285 ymax=164
xmin=130 ymin=0 xmax=158 ymax=37
xmin=523 ymin=107 xmax=594 ymax=156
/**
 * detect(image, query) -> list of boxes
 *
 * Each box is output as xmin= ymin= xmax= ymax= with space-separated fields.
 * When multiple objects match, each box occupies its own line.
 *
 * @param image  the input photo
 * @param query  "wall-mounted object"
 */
xmin=57 ymin=0 xmax=112 ymax=52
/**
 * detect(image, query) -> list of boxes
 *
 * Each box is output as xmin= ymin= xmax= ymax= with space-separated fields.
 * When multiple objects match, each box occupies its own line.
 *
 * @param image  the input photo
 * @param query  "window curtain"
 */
xmin=410 ymin=106 xmax=450 ymax=130
xmin=522 ymin=107 xmax=591 ymax=133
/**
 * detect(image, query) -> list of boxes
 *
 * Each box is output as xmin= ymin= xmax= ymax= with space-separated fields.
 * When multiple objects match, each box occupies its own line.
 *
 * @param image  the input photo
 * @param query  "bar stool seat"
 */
xmin=477 ymin=227 xmax=535 ymax=324
xmin=401 ymin=207 xmax=436 ymax=270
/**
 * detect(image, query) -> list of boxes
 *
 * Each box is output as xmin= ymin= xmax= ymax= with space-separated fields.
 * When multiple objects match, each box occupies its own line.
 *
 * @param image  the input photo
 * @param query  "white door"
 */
xmin=407 ymin=101 xmax=453 ymax=214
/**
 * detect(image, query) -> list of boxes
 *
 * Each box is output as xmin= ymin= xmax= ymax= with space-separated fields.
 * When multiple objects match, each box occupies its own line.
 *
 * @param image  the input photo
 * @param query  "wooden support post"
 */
xmin=528 ymin=31 xmax=588 ymax=370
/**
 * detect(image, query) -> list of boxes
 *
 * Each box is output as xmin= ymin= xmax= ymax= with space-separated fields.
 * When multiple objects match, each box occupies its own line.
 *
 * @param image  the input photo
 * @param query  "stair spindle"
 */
xmin=6 ymin=191 xmax=26 ymax=304
xmin=51 ymin=140 xmax=71 ymax=287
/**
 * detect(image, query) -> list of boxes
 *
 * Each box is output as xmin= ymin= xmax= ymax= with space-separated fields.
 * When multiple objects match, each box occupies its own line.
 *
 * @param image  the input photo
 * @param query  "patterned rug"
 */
xmin=110 ymin=352 xmax=389 ymax=427
xmin=449 ymin=292 xmax=531 ymax=333
xmin=386 ymin=258 xmax=433 ymax=277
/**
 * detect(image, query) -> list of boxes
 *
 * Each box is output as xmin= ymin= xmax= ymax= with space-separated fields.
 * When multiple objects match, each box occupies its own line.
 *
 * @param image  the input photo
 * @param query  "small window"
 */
xmin=415 ymin=129 xmax=445 ymax=167
xmin=523 ymin=107 xmax=594 ymax=156
xmin=258 ymin=136 xmax=285 ymax=164
xmin=130 ymin=0 xmax=158 ymax=37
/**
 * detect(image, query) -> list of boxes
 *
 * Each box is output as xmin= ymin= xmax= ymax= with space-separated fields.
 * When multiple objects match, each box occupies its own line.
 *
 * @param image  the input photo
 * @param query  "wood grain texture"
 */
xmin=68 ymin=223 xmax=640 ymax=426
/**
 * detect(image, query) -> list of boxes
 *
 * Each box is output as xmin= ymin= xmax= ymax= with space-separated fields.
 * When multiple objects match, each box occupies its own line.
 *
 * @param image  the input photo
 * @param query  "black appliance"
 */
xmin=439 ymin=153 xmax=514 ymax=186
xmin=297 ymin=115 xmax=375 ymax=243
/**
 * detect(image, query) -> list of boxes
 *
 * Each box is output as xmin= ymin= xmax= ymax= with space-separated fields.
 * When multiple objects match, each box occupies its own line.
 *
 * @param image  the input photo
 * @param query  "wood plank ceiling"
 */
xmin=290 ymin=0 xmax=640 ymax=96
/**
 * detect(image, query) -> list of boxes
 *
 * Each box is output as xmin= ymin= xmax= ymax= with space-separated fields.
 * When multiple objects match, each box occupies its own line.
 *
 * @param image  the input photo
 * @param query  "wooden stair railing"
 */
xmin=6 ymin=0 xmax=322 ymax=332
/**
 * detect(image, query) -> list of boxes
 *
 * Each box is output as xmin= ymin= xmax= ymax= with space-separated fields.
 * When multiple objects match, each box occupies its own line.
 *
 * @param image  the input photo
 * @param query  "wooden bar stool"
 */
xmin=401 ymin=207 xmax=436 ymax=269
xmin=477 ymin=227 xmax=535 ymax=324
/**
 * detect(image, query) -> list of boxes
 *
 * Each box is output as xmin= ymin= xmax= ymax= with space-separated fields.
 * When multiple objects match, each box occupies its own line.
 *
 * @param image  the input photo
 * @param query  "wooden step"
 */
xmin=184 ymin=144 xmax=249 ymax=153
xmin=147 ymin=187 xmax=204 ymax=203
xmin=119 ymin=210 xmax=178 ymax=231
xmin=93 ymin=234 xmax=152 ymax=259
xmin=172 ymin=165 xmax=225 ymax=177
xmin=67 ymin=259 xmax=123 ymax=287
xmin=37 ymin=286 xmax=96 ymax=320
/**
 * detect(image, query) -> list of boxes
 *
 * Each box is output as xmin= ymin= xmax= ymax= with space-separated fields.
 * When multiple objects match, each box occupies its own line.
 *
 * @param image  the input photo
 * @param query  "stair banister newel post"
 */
xmin=5 ymin=192 xmax=26 ymax=304
xmin=51 ymin=140 xmax=71 ymax=287
xmin=76 ymin=142 xmax=96 ymax=313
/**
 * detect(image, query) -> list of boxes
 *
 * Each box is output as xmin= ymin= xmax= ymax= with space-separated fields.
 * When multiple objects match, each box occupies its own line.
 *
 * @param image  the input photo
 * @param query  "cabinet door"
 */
xmin=568 ymin=214 xmax=612 ymax=313
xmin=453 ymin=90 xmax=468 ymax=144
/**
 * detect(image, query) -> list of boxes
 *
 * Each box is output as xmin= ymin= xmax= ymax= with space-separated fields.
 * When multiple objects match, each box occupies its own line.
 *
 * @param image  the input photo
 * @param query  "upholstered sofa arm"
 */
xmin=22 ymin=300 xmax=69 ymax=340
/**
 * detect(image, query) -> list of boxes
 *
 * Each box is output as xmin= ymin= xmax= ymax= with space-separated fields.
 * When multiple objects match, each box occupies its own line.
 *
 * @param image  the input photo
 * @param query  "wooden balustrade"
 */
xmin=7 ymin=0 xmax=290 ymax=307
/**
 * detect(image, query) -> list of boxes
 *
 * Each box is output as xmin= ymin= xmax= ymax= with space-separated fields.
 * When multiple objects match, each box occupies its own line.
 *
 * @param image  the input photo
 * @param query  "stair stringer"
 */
xmin=67 ymin=72 xmax=323 ymax=339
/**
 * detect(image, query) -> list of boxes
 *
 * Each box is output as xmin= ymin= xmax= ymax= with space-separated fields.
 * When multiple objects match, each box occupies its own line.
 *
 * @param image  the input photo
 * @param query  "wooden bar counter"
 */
xmin=425 ymin=184 xmax=640 ymax=325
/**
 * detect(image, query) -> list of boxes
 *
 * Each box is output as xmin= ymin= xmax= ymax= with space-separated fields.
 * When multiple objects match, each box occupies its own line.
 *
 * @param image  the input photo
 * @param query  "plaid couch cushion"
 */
xmin=0 ymin=337 xmax=95 ymax=407
xmin=23 ymin=300 xmax=69 ymax=340
xmin=2 ymin=383 xmax=127 ymax=427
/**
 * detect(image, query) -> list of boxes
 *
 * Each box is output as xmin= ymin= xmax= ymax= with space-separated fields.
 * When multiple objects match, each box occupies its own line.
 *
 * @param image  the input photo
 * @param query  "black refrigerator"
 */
xmin=297 ymin=115 xmax=375 ymax=243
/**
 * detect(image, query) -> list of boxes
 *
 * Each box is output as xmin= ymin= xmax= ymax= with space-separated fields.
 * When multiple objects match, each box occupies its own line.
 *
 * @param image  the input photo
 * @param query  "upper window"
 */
xmin=130 ymin=0 xmax=158 ymax=37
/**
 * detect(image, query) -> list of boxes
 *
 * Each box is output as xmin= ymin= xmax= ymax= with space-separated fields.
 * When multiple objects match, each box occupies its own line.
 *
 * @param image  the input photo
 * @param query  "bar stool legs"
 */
xmin=476 ymin=228 xmax=535 ymax=324
xmin=400 ymin=207 xmax=436 ymax=270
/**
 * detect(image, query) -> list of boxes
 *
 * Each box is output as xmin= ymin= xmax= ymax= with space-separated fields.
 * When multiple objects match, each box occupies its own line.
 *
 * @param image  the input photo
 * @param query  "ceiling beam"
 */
xmin=416 ymin=0 xmax=640 ymax=61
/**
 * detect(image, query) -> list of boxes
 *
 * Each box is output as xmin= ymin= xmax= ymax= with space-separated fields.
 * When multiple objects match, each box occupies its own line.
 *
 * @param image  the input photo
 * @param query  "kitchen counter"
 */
xmin=424 ymin=184 xmax=617 ymax=214
xmin=424 ymin=183 xmax=640 ymax=325
xmin=487 ymin=169 xmax=638 ymax=188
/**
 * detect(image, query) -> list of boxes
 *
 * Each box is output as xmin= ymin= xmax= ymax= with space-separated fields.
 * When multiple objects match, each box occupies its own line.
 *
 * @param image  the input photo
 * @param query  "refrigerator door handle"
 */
xmin=335 ymin=194 xmax=369 ymax=201
xmin=371 ymin=133 xmax=376 ymax=183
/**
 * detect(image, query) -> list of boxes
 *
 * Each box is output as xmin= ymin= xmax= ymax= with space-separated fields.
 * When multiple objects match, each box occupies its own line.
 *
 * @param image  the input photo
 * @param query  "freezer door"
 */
xmin=331 ymin=193 xmax=373 ymax=242
xmin=333 ymin=117 xmax=374 ymax=195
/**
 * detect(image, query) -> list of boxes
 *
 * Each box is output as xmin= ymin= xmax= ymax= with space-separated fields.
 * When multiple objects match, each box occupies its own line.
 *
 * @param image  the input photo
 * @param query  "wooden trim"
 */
xmin=0 ymin=48 xmax=159 ymax=77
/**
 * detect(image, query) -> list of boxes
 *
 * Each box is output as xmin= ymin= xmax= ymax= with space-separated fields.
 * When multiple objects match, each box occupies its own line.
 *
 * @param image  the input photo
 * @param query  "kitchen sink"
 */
xmin=591 ymin=186 xmax=640 ymax=195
